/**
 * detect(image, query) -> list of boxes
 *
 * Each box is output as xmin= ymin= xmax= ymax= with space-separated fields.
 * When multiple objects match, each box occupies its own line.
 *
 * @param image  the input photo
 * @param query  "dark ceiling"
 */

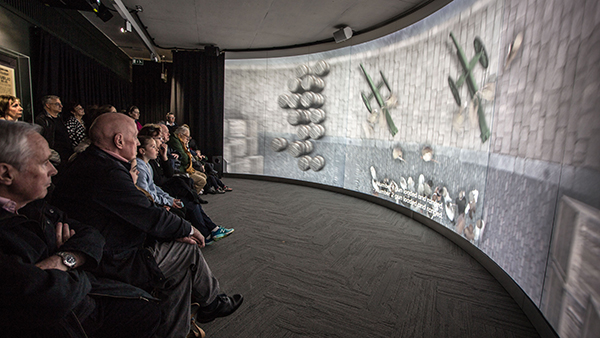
xmin=79 ymin=0 xmax=450 ymax=61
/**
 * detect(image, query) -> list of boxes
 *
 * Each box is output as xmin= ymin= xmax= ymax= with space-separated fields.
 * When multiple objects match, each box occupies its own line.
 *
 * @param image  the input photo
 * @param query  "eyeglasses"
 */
xmin=51 ymin=102 xmax=63 ymax=107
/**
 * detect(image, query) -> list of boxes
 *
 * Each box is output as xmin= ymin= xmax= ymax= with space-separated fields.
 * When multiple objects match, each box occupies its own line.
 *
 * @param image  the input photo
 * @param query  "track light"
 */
xmin=112 ymin=0 xmax=161 ymax=62
xmin=120 ymin=20 xmax=132 ymax=33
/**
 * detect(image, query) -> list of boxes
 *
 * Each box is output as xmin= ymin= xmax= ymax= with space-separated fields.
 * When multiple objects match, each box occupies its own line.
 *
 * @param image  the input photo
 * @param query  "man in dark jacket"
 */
xmin=52 ymin=113 xmax=243 ymax=338
xmin=0 ymin=120 xmax=160 ymax=338
xmin=35 ymin=95 xmax=73 ymax=171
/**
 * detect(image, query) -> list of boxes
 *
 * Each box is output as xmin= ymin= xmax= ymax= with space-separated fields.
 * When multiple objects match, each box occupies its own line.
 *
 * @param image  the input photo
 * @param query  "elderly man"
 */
xmin=168 ymin=125 xmax=209 ymax=195
xmin=0 ymin=120 xmax=160 ymax=338
xmin=52 ymin=113 xmax=242 ymax=338
xmin=35 ymin=95 xmax=73 ymax=169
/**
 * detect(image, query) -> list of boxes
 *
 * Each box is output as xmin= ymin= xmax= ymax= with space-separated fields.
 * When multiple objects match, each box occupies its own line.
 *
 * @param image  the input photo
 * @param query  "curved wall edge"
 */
xmin=224 ymin=0 xmax=452 ymax=59
xmin=224 ymin=172 xmax=559 ymax=338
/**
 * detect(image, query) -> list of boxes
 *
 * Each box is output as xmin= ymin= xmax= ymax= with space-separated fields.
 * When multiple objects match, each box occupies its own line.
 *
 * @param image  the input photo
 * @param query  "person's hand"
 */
xmin=190 ymin=227 xmax=205 ymax=247
xmin=158 ymin=143 xmax=168 ymax=160
xmin=164 ymin=205 xmax=171 ymax=211
xmin=175 ymin=227 xmax=205 ymax=248
xmin=172 ymin=199 xmax=183 ymax=209
xmin=172 ymin=153 xmax=179 ymax=160
xmin=176 ymin=235 xmax=205 ymax=248
xmin=36 ymin=251 xmax=85 ymax=271
xmin=36 ymin=255 xmax=68 ymax=271
xmin=56 ymin=222 xmax=75 ymax=248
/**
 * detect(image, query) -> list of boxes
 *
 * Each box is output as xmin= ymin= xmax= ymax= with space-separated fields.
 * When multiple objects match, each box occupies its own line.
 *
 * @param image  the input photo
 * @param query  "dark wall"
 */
xmin=30 ymin=28 xmax=132 ymax=113
xmin=0 ymin=0 xmax=130 ymax=81
xmin=132 ymin=61 xmax=172 ymax=125
xmin=0 ymin=5 xmax=29 ymax=55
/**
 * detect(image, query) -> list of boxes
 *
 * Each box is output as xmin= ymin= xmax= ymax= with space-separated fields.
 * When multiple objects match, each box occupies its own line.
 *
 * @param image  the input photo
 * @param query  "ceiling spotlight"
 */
xmin=333 ymin=26 xmax=353 ymax=43
xmin=120 ymin=20 xmax=132 ymax=33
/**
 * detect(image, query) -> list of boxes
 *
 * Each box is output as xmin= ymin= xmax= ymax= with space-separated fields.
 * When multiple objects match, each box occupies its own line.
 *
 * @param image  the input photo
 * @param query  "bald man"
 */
xmin=52 ymin=113 xmax=243 ymax=338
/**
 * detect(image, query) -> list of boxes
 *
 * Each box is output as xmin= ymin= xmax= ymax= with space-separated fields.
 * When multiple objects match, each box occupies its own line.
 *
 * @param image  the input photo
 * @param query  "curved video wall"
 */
xmin=223 ymin=0 xmax=600 ymax=336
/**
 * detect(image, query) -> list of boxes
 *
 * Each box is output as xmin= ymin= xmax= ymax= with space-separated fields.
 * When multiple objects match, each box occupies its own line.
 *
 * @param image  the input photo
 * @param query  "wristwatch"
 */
xmin=56 ymin=251 xmax=77 ymax=270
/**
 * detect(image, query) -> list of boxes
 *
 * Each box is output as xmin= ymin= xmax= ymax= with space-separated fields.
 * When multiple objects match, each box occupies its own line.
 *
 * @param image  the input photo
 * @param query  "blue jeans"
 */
xmin=181 ymin=197 xmax=218 ymax=238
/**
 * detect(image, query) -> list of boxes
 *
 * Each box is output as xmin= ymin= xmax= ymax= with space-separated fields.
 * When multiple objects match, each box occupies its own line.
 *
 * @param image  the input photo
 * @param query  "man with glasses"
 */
xmin=165 ymin=112 xmax=177 ymax=132
xmin=0 ymin=120 xmax=161 ymax=338
xmin=35 ymin=95 xmax=73 ymax=171
xmin=168 ymin=125 xmax=208 ymax=195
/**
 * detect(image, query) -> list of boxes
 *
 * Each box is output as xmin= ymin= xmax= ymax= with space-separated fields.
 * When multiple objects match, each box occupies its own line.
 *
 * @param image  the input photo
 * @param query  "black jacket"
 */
xmin=52 ymin=144 xmax=192 ymax=291
xmin=149 ymin=158 xmax=203 ymax=205
xmin=0 ymin=200 xmax=153 ymax=338
xmin=35 ymin=112 xmax=73 ymax=165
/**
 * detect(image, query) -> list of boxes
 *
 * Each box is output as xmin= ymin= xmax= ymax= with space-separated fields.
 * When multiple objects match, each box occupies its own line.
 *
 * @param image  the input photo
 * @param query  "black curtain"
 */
xmin=30 ymin=28 xmax=132 ymax=114
xmin=170 ymin=48 xmax=224 ymax=158
xmin=132 ymin=61 xmax=172 ymax=125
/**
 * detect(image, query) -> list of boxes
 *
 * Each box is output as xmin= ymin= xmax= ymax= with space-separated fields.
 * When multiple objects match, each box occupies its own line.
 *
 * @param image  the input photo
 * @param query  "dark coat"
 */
xmin=52 ymin=144 xmax=192 ymax=291
xmin=35 ymin=112 xmax=73 ymax=165
xmin=0 ymin=199 xmax=154 ymax=338
xmin=167 ymin=136 xmax=191 ymax=174
xmin=150 ymin=158 xmax=202 ymax=205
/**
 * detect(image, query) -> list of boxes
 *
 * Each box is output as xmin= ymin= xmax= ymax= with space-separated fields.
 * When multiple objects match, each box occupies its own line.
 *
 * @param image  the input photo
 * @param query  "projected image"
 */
xmin=359 ymin=64 xmax=398 ymax=138
xmin=225 ymin=0 xmax=497 ymax=270
xmin=224 ymin=0 xmax=600 ymax=336
xmin=274 ymin=60 xmax=330 ymax=172
xmin=446 ymin=32 xmax=493 ymax=144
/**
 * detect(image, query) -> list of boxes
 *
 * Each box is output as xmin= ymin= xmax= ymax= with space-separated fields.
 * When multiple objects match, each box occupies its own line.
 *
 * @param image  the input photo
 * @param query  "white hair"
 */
xmin=173 ymin=125 xmax=190 ymax=137
xmin=0 ymin=120 xmax=42 ymax=170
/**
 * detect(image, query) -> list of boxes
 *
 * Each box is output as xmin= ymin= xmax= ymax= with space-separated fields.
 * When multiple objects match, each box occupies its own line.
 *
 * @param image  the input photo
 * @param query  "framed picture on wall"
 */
xmin=0 ymin=47 xmax=33 ymax=122
xmin=0 ymin=63 xmax=16 ymax=96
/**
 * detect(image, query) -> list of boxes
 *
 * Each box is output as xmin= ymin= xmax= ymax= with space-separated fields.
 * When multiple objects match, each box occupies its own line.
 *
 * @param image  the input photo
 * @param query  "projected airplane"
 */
xmin=447 ymin=32 xmax=491 ymax=143
xmin=360 ymin=64 xmax=398 ymax=136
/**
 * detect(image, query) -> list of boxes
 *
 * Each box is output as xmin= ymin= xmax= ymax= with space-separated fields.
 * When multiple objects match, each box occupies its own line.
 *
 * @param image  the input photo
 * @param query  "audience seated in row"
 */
xmin=1 ymin=96 xmax=240 ymax=337
xmin=52 ymin=112 xmax=242 ymax=337
xmin=136 ymin=135 xmax=234 ymax=245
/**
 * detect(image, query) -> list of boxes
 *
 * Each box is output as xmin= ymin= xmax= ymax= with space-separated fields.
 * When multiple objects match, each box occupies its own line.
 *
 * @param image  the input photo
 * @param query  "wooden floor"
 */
xmin=200 ymin=178 xmax=540 ymax=338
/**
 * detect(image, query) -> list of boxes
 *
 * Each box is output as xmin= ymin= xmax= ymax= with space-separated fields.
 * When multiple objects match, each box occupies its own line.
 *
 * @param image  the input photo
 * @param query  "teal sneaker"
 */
xmin=212 ymin=227 xmax=234 ymax=241
xmin=205 ymin=236 xmax=214 ymax=246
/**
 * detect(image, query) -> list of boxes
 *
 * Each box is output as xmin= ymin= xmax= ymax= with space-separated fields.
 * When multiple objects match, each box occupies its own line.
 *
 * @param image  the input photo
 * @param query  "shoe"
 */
xmin=188 ymin=319 xmax=205 ymax=338
xmin=204 ymin=236 xmax=214 ymax=246
xmin=188 ymin=303 xmax=206 ymax=338
xmin=223 ymin=186 xmax=233 ymax=192
xmin=216 ymin=188 xmax=226 ymax=194
xmin=197 ymin=197 xmax=208 ymax=204
xmin=195 ymin=294 xmax=244 ymax=323
xmin=212 ymin=227 xmax=234 ymax=241
xmin=208 ymin=187 xmax=217 ymax=194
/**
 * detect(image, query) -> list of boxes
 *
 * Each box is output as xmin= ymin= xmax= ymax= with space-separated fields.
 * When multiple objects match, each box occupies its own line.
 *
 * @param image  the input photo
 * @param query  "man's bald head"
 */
xmin=89 ymin=113 xmax=139 ymax=161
